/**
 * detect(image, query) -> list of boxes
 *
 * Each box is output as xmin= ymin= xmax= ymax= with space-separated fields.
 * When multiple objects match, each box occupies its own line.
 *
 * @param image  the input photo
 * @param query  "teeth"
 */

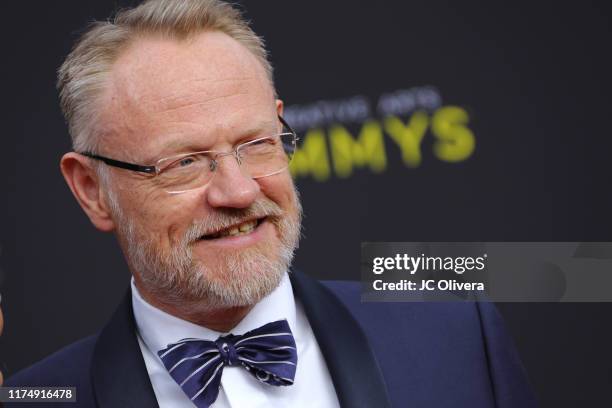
xmin=214 ymin=220 xmax=258 ymax=238
xmin=239 ymin=221 xmax=255 ymax=232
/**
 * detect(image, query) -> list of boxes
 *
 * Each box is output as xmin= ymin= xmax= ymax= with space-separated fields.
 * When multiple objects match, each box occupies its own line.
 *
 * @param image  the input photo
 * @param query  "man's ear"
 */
xmin=276 ymin=99 xmax=284 ymax=117
xmin=60 ymin=152 xmax=116 ymax=232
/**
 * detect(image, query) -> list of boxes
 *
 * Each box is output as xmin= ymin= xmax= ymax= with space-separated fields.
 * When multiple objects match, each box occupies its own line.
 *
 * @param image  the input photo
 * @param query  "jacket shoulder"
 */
xmin=320 ymin=279 xmax=538 ymax=408
xmin=6 ymin=334 xmax=98 ymax=388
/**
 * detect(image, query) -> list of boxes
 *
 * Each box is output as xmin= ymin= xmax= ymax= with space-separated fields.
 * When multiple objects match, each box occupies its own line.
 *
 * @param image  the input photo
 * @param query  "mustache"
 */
xmin=183 ymin=199 xmax=284 ymax=242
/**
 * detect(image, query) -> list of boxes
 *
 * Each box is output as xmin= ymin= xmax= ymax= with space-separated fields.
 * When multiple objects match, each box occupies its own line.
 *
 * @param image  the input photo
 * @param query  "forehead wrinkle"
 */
xmin=150 ymin=76 xmax=251 ymax=108
xmin=153 ymin=88 xmax=251 ymax=117
xmin=117 ymin=72 xmax=265 ymax=127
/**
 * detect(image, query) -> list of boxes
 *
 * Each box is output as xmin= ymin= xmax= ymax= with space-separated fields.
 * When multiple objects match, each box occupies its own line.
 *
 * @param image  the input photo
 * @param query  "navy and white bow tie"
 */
xmin=157 ymin=319 xmax=298 ymax=408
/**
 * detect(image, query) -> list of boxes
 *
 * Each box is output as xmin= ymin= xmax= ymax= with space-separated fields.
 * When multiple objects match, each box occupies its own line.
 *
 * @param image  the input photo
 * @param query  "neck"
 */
xmin=133 ymin=277 xmax=252 ymax=333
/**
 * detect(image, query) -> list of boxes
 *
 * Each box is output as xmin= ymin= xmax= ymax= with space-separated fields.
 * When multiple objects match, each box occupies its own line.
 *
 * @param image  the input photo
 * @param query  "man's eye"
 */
xmin=245 ymin=138 xmax=275 ymax=151
xmin=179 ymin=157 xmax=195 ymax=167
xmin=251 ymin=138 xmax=274 ymax=146
xmin=165 ymin=155 xmax=203 ymax=172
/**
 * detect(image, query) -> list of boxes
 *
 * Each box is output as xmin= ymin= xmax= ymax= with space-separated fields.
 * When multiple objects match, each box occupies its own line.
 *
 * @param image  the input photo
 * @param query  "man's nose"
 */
xmin=205 ymin=154 xmax=259 ymax=209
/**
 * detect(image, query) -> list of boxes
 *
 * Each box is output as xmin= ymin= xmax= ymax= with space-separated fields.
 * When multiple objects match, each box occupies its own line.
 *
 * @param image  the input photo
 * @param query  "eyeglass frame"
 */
xmin=79 ymin=115 xmax=298 ymax=181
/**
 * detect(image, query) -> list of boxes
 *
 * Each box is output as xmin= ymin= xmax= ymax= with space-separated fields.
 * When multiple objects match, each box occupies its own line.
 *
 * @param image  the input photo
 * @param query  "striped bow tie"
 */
xmin=157 ymin=319 xmax=298 ymax=408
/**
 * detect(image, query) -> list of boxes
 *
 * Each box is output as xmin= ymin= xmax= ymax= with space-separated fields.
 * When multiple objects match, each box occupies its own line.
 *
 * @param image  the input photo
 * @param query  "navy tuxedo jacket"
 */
xmin=7 ymin=271 xmax=537 ymax=407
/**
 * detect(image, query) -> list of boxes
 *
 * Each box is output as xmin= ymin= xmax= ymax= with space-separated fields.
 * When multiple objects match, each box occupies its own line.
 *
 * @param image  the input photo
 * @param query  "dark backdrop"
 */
xmin=3 ymin=1 xmax=612 ymax=407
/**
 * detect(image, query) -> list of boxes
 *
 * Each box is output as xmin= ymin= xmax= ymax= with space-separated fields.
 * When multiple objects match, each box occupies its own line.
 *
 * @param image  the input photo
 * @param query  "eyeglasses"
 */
xmin=81 ymin=116 xmax=298 ymax=194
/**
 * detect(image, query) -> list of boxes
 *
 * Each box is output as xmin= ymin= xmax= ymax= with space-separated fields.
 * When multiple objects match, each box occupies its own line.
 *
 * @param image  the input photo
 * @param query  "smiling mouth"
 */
xmin=199 ymin=218 xmax=265 ymax=240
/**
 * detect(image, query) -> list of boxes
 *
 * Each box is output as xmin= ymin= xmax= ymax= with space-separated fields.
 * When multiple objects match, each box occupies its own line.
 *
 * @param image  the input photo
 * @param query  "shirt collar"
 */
xmin=131 ymin=273 xmax=297 ymax=356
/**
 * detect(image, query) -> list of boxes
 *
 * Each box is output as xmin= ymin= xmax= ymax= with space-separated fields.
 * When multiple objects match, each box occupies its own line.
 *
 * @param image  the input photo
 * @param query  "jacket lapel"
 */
xmin=91 ymin=291 xmax=159 ymax=408
xmin=290 ymin=271 xmax=391 ymax=408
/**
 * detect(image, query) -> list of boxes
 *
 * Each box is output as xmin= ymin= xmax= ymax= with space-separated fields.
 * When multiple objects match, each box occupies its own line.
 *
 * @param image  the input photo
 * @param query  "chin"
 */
xmin=184 ymin=243 xmax=288 ymax=308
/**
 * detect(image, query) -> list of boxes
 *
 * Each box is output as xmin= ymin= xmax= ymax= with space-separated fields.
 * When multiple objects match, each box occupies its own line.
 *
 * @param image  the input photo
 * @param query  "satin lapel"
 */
xmin=91 ymin=290 xmax=159 ymax=408
xmin=290 ymin=271 xmax=391 ymax=408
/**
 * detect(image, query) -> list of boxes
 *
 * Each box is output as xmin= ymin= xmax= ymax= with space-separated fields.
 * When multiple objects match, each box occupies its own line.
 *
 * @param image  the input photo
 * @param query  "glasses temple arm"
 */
xmin=81 ymin=152 xmax=157 ymax=174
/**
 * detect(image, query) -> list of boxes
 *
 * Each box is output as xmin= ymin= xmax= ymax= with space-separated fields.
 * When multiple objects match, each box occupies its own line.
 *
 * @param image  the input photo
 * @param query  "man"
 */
xmin=6 ymin=1 xmax=537 ymax=407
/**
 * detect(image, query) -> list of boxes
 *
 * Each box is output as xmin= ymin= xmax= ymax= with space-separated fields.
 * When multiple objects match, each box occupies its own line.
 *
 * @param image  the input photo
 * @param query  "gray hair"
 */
xmin=57 ymin=0 xmax=274 ymax=154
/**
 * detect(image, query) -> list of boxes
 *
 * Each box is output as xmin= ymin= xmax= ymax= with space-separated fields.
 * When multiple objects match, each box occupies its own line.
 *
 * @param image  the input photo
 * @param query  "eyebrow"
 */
xmin=149 ymin=120 xmax=277 ymax=163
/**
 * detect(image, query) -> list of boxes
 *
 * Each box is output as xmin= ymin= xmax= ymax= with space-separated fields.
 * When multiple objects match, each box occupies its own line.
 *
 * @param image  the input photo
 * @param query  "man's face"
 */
xmin=98 ymin=31 xmax=301 ymax=309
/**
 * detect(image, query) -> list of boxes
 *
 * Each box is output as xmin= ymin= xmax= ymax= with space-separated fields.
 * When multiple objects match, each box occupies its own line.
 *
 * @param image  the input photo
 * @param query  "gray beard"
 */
xmin=109 ymin=191 xmax=302 ymax=311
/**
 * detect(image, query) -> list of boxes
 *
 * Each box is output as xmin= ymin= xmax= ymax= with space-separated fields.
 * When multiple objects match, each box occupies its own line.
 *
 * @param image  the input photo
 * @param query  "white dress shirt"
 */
xmin=131 ymin=273 xmax=340 ymax=408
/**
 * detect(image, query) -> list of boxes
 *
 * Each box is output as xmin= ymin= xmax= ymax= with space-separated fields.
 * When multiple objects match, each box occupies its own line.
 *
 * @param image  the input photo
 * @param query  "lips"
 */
xmin=199 ymin=218 xmax=265 ymax=240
